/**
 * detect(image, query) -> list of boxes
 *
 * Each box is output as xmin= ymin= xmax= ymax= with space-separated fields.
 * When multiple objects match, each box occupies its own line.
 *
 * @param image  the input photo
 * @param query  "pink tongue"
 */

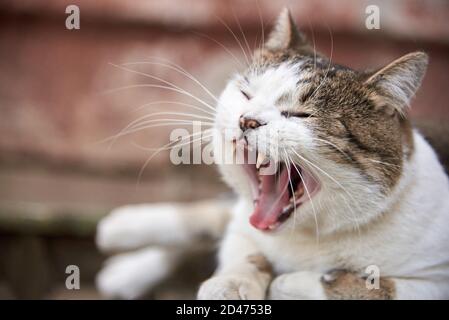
xmin=250 ymin=167 xmax=291 ymax=230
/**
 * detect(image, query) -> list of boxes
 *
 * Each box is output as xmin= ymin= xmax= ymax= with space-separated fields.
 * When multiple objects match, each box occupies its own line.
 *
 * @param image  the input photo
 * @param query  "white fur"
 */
xmin=96 ymin=201 xmax=230 ymax=252
xmin=198 ymin=274 xmax=267 ymax=300
xmin=269 ymin=271 xmax=326 ymax=300
xmin=96 ymin=247 xmax=178 ymax=299
xmin=96 ymin=204 xmax=190 ymax=251
xmin=206 ymin=128 xmax=449 ymax=298
xmin=200 ymin=60 xmax=449 ymax=299
xmin=95 ymin=60 xmax=449 ymax=299
xmin=214 ymin=63 xmax=316 ymax=197
xmin=95 ymin=200 xmax=230 ymax=298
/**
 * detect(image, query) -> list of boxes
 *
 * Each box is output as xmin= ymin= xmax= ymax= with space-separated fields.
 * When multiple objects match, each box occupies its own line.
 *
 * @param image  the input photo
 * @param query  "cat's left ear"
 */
xmin=364 ymin=52 xmax=428 ymax=115
xmin=265 ymin=7 xmax=311 ymax=52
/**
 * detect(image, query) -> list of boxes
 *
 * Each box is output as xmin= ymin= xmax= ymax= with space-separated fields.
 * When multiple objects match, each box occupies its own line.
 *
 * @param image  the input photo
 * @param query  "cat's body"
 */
xmin=211 ymin=131 xmax=449 ymax=299
xmin=96 ymin=9 xmax=449 ymax=299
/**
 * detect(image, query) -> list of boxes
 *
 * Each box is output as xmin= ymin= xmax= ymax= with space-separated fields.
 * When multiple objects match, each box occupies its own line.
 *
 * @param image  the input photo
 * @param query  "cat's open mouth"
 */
xmin=242 ymin=150 xmax=320 ymax=232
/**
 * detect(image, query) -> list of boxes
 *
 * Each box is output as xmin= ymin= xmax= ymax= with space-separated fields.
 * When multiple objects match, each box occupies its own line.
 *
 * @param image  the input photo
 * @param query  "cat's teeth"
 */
xmin=256 ymin=152 xmax=267 ymax=169
xmin=294 ymin=186 xmax=304 ymax=198
xmin=282 ymin=203 xmax=293 ymax=214
xmin=268 ymin=222 xmax=280 ymax=230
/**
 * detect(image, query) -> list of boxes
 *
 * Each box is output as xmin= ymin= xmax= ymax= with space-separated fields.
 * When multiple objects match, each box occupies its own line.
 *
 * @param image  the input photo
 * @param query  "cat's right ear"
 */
xmin=264 ymin=7 xmax=311 ymax=52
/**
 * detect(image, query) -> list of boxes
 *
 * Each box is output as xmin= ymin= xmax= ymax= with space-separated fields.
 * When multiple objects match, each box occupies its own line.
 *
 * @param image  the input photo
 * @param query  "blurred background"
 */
xmin=0 ymin=0 xmax=448 ymax=299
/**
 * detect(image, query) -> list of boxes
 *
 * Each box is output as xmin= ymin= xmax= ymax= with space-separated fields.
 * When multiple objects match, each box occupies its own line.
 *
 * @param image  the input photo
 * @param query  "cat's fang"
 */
xmin=256 ymin=152 xmax=267 ymax=169
xmin=268 ymin=222 xmax=281 ymax=230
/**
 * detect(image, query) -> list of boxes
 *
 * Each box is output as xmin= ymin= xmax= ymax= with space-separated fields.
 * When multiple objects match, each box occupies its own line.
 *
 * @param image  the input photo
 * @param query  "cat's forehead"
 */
xmin=245 ymin=62 xmax=306 ymax=94
xmin=240 ymin=55 xmax=357 ymax=104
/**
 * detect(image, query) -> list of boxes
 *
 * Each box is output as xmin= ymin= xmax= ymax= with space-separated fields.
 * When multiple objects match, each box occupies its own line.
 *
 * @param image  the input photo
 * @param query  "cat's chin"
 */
xmin=242 ymin=153 xmax=320 ymax=232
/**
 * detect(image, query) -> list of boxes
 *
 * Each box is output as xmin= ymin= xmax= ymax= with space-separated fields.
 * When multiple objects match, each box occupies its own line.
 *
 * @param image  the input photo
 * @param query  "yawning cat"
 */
xmin=96 ymin=8 xmax=449 ymax=299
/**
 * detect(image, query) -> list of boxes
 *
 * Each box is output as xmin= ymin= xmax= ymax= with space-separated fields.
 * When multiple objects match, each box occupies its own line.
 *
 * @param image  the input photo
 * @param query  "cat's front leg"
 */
xmin=269 ymin=269 xmax=396 ymax=300
xmin=96 ymin=200 xmax=230 ymax=251
xmin=197 ymin=233 xmax=273 ymax=300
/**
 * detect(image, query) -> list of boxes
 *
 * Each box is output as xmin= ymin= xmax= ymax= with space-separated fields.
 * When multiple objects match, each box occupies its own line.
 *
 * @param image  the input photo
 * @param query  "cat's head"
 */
xmin=213 ymin=8 xmax=428 ymax=234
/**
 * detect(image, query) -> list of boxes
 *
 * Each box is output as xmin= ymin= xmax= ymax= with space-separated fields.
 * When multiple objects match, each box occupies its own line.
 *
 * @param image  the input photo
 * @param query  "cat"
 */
xmin=96 ymin=8 xmax=449 ymax=299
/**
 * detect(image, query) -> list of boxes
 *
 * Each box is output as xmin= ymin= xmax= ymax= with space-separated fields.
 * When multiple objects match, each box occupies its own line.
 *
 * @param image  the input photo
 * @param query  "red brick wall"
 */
xmin=0 ymin=0 xmax=448 ymax=203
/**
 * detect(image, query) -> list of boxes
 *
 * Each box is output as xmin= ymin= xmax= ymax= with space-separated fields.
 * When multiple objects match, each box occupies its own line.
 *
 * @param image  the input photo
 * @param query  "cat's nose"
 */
xmin=239 ymin=115 xmax=265 ymax=132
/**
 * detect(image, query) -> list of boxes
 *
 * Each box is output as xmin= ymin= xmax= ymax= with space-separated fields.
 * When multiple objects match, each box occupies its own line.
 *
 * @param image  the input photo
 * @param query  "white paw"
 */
xmin=96 ymin=204 xmax=188 ymax=251
xmin=269 ymin=271 xmax=327 ymax=300
xmin=96 ymin=247 xmax=176 ymax=299
xmin=197 ymin=275 xmax=266 ymax=300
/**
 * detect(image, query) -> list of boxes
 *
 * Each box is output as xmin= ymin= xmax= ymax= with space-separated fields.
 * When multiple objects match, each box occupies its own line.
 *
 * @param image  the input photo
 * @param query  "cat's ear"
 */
xmin=265 ymin=7 xmax=310 ymax=51
xmin=364 ymin=52 xmax=428 ymax=115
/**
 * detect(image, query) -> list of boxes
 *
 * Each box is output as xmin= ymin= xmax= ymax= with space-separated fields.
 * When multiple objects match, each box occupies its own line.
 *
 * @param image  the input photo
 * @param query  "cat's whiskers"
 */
xmin=136 ymin=132 xmax=213 ymax=187
xmin=129 ymin=117 xmax=213 ymax=129
xmin=133 ymin=100 xmax=215 ymax=116
xmin=338 ymin=193 xmax=362 ymax=239
xmin=192 ymin=31 xmax=245 ymax=70
xmin=312 ymin=136 xmax=402 ymax=174
xmin=368 ymin=159 xmax=402 ymax=169
xmin=312 ymin=136 xmax=402 ymax=171
xmin=122 ymin=60 xmax=220 ymax=104
xmin=308 ymin=23 xmax=334 ymax=104
xmin=102 ymin=58 xmax=219 ymax=149
xmin=288 ymin=148 xmax=363 ymax=232
xmin=281 ymin=150 xmax=299 ymax=238
xmin=289 ymin=148 xmax=356 ymax=203
xmin=102 ymin=84 xmax=217 ymax=116
xmin=118 ymin=113 xmax=213 ymax=142
xmin=255 ymin=0 xmax=265 ymax=51
xmin=129 ymin=112 xmax=215 ymax=125
xmin=231 ymin=7 xmax=252 ymax=61
xmin=102 ymin=120 xmax=213 ymax=147
xmin=125 ymin=119 xmax=214 ymax=140
xmin=312 ymin=137 xmax=353 ymax=162
xmin=107 ymin=64 xmax=216 ymax=113
xmin=320 ymin=193 xmax=362 ymax=241
xmin=302 ymin=12 xmax=317 ymax=72
xmin=133 ymin=131 xmax=213 ymax=152
xmin=215 ymin=15 xmax=251 ymax=66
xmin=311 ymin=23 xmax=317 ymax=72
xmin=285 ymin=151 xmax=320 ymax=244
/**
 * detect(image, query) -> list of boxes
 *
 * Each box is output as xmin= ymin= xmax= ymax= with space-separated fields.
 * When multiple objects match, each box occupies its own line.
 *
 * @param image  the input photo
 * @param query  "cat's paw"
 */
xmin=320 ymin=268 xmax=356 ymax=285
xmin=197 ymin=275 xmax=266 ymax=300
xmin=320 ymin=269 xmax=394 ymax=299
xmin=96 ymin=247 xmax=176 ymax=299
xmin=96 ymin=204 xmax=188 ymax=251
xmin=269 ymin=271 xmax=327 ymax=300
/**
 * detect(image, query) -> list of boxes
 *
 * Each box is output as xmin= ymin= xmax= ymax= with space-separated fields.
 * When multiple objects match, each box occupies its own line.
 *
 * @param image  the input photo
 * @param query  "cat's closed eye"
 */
xmin=281 ymin=111 xmax=313 ymax=118
xmin=240 ymin=90 xmax=251 ymax=100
